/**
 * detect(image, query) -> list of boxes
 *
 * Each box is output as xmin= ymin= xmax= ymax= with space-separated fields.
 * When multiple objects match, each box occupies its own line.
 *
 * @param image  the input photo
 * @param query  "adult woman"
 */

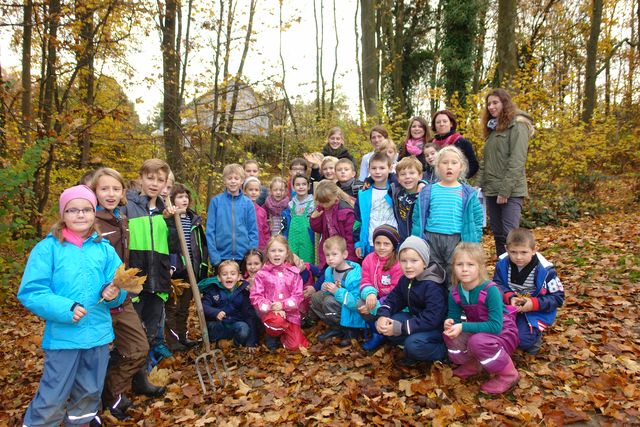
xmin=359 ymin=125 xmax=389 ymax=181
xmin=398 ymin=117 xmax=430 ymax=169
xmin=431 ymin=110 xmax=479 ymax=179
xmin=478 ymin=88 xmax=533 ymax=256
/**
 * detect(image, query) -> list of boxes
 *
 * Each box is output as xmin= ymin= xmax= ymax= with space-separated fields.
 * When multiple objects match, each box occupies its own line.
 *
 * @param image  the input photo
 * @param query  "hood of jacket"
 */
xmin=417 ymin=261 xmax=446 ymax=282
xmin=514 ymin=110 xmax=535 ymax=137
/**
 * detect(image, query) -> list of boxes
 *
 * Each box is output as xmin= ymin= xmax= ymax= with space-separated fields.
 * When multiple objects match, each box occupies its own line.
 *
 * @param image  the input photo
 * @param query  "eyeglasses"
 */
xmin=64 ymin=208 xmax=95 ymax=216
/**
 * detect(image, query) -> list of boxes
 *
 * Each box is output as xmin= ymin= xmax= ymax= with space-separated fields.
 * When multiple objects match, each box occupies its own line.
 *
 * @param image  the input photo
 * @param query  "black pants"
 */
xmin=133 ymin=291 xmax=166 ymax=347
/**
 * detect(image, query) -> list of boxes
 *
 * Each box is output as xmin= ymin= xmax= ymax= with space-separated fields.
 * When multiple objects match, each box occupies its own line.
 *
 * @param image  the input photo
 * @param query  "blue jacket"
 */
xmin=18 ymin=233 xmax=125 ymax=350
xmin=377 ymin=263 xmax=448 ymax=335
xmin=493 ymin=252 xmax=564 ymax=331
xmin=205 ymin=190 xmax=258 ymax=265
xmin=354 ymin=184 xmax=394 ymax=257
xmin=324 ymin=261 xmax=365 ymax=329
xmin=411 ymin=183 xmax=483 ymax=243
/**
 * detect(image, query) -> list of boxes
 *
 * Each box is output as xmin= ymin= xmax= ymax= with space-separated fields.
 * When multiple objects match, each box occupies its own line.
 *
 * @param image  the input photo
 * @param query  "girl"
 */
xmin=358 ymin=225 xmax=403 ymax=351
xmin=422 ymin=143 xmax=439 ymax=184
xmin=242 ymin=249 xmax=265 ymax=289
xmin=431 ymin=109 xmax=479 ymax=179
xmin=375 ymin=236 xmax=448 ymax=365
xmin=377 ymin=139 xmax=398 ymax=173
xmin=309 ymin=180 xmax=357 ymax=267
xmin=91 ymin=168 xmax=163 ymax=420
xmin=478 ymin=88 xmax=533 ymax=256
xmin=443 ymin=243 xmax=519 ymax=394
xmin=321 ymin=126 xmax=355 ymax=164
xmin=411 ymin=146 xmax=483 ymax=278
xmin=359 ymin=125 xmax=389 ymax=180
xmin=283 ymin=174 xmax=315 ymax=263
xmin=264 ymin=176 xmax=290 ymax=236
xmin=244 ymin=177 xmax=270 ymax=249
xmin=18 ymin=185 xmax=126 ymax=426
xmin=399 ymin=117 xmax=430 ymax=168
xmin=250 ymin=236 xmax=309 ymax=351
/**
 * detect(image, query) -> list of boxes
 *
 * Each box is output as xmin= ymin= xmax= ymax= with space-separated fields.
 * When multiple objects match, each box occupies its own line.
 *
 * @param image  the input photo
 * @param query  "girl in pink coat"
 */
xmin=250 ymin=236 xmax=309 ymax=351
xmin=243 ymin=177 xmax=270 ymax=250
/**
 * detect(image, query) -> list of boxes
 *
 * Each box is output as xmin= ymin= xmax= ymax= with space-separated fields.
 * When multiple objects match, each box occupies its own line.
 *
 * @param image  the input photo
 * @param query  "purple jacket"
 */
xmin=309 ymin=200 xmax=357 ymax=267
xmin=250 ymin=262 xmax=304 ymax=325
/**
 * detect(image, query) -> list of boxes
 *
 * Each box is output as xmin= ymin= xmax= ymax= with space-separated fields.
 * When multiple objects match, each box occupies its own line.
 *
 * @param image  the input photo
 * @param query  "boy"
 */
xmin=200 ymin=260 xmax=258 ymax=348
xmin=243 ymin=159 xmax=268 ymax=205
xmin=206 ymin=164 xmax=258 ymax=270
xmin=165 ymin=183 xmax=208 ymax=352
xmin=335 ymin=158 xmax=363 ymax=199
xmin=124 ymin=158 xmax=172 ymax=395
xmin=391 ymin=157 xmax=424 ymax=243
xmin=310 ymin=236 xmax=364 ymax=346
xmin=493 ymin=228 xmax=565 ymax=355
xmin=354 ymin=152 xmax=398 ymax=258
xmin=422 ymin=143 xmax=438 ymax=184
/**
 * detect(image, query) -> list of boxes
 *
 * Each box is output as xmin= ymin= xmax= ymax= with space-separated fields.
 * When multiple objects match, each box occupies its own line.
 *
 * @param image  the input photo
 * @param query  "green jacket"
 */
xmin=478 ymin=112 xmax=533 ymax=198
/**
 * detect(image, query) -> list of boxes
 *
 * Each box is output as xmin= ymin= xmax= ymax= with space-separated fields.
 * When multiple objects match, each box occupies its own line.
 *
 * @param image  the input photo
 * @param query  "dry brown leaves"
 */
xmin=1 ymin=211 xmax=638 ymax=426
xmin=112 ymin=265 xmax=146 ymax=294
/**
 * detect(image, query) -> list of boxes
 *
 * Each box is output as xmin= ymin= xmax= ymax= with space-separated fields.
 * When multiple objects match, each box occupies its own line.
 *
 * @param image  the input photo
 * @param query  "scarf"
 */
xmin=433 ymin=131 xmax=462 ymax=148
xmin=487 ymin=118 xmax=498 ymax=131
xmin=509 ymin=256 xmax=539 ymax=287
xmin=405 ymin=138 xmax=424 ymax=156
xmin=62 ymin=227 xmax=88 ymax=247
xmin=264 ymin=194 xmax=290 ymax=218
xmin=322 ymin=143 xmax=349 ymax=159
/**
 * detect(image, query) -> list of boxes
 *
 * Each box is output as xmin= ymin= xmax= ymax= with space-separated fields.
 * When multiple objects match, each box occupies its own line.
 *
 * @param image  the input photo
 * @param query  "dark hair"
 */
xmin=171 ymin=183 xmax=191 ymax=205
xmin=241 ymin=249 xmax=265 ymax=275
xmin=481 ymin=88 xmax=517 ymax=137
xmin=506 ymin=228 xmax=536 ymax=249
xmin=369 ymin=125 xmax=389 ymax=141
xmin=292 ymin=174 xmax=310 ymax=185
xmin=405 ymin=117 xmax=431 ymax=141
xmin=431 ymin=110 xmax=457 ymax=133
xmin=369 ymin=151 xmax=392 ymax=167
xmin=289 ymin=157 xmax=308 ymax=171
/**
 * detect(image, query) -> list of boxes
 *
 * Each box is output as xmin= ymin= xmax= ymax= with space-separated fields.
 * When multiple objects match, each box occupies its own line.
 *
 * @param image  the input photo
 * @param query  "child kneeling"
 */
xmin=443 ymin=243 xmax=519 ymax=394
xmin=311 ymin=236 xmax=364 ymax=346
xmin=201 ymin=260 xmax=258 ymax=348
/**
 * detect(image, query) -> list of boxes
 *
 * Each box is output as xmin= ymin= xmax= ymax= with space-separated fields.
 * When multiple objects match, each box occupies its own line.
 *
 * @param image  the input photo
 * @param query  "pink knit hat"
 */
xmin=59 ymin=185 xmax=97 ymax=215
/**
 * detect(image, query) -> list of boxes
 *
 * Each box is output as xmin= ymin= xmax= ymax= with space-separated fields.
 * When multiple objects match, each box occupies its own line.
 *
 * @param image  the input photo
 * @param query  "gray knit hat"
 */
xmin=398 ymin=236 xmax=430 ymax=266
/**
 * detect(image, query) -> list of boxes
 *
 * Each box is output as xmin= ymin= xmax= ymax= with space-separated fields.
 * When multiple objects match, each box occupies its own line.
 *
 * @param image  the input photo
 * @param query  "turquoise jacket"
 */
xmin=325 ymin=261 xmax=365 ymax=329
xmin=411 ymin=183 xmax=483 ymax=243
xmin=354 ymin=184 xmax=394 ymax=257
xmin=18 ymin=232 xmax=125 ymax=350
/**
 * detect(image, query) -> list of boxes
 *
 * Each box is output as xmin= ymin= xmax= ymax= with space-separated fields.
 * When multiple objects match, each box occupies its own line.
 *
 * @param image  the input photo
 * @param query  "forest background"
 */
xmin=0 ymin=1 xmax=639 ymax=424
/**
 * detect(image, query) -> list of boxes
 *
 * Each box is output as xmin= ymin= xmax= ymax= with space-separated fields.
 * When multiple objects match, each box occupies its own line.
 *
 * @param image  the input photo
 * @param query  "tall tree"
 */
xmin=582 ymin=0 xmax=604 ymax=122
xmin=494 ymin=0 xmax=518 ymax=88
xmin=21 ymin=0 xmax=33 ymax=151
xmin=360 ymin=0 xmax=379 ymax=119
xmin=75 ymin=1 xmax=95 ymax=168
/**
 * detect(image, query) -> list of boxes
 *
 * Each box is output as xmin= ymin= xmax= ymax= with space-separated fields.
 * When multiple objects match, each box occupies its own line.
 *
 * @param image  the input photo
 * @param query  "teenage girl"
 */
xmin=264 ymin=177 xmax=290 ymax=236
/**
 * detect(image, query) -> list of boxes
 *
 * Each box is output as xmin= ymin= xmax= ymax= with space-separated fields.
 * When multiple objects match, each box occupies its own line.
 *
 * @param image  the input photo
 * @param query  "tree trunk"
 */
xmin=0 ymin=62 xmax=6 ymax=156
xmin=279 ymin=0 xmax=299 ymax=136
xmin=360 ymin=0 xmax=379 ymax=119
xmin=354 ymin=0 xmax=365 ymax=126
xmin=472 ymin=0 xmax=488 ymax=93
xmin=313 ymin=0 xmax=321 ymax=122
xmin=329 ymin=0 xmax=339 ymax=113
xmin=494 ymin=0 xmax=518 ymax=88
xmin=76 ymin=1 xmax=95 ymax=168
xmin=392 ymin=0 xmax=405 ymax=116
xmin=21 ymin=0 xmax=33 ymax=152
xmin=582 ymin=0 xmax=603 ymax=123
xmin=429 ymin=0 xmax=443 ymax=114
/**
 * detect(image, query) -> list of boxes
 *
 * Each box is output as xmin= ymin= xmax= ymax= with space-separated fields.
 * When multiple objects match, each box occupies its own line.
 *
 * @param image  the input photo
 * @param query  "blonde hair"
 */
xmin=320 ymin=156 xmax=339 ymax=170
xmin=323 ymin=235 xmax=347 ymax=253
xmin=335 ymin=158 xmax=356 ymax=172
xmin=91 ymin=167 xmax=128 ymax=206
xmin=451 ymin=243 xmax=489 ymax=286
xmin=314 ymin=180 xmax=354 ymax=208
xmin=139 ymin=158 xmax=170 ymax=177
xmin=265 ymin=235 xmax=295 ymax=265
xmin=327 ymin=126 xmax=345 ymax=142
xmin=377 ymin=139 xmax=397 ymax=154
xmin=395 ymin=156 xmax=422 ymax=174
xmin=222 ymin=163 xmax=245 ymax=180
xmin=434 ymin=145 xmax=468 ymax=180
xmin=218 ymin=260 xmax=240 ymax=275
xmin=269 ymin=176 xmax=287 ymax=191
xmin=506 ymin=228 xmax=536 ymax=249
xmin=167 ymin=171 xmax=175 ymax=184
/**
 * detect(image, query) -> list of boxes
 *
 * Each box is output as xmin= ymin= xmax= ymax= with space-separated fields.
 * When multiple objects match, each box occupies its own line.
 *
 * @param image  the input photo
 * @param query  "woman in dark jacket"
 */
xmin=431 ymin=109 xmax=479 ymax=179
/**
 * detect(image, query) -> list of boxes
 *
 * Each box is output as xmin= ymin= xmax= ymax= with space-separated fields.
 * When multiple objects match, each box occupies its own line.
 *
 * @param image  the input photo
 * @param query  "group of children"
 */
xmin=18 ymin=122 xmax=565 ymax=426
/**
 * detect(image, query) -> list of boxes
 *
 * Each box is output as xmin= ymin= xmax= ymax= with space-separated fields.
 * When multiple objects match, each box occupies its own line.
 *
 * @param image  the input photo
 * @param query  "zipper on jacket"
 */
xmin=231 ymin=194 xmax=236 ymax=258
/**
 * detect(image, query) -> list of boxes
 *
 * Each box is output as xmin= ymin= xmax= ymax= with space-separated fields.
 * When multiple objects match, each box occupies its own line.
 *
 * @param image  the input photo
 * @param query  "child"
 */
xmin=443 ymin=243 xmax=519 ymax=394
xmin=322 ymin=126 xmax=355 ymax=164
xmin=288 ymin=157 xmax=310 ymax=197
xmin=411 ymin=146 xmax=483 ymax=277
xmin=391 ymin=156 xmax=424 ymax=243
xmin=359 ymin=125 xmax=389 ymax=181
xmin=399 ymin=116 xmax=430 ymax=169
xmin=250 ymin=236 xmax=309 ymax=351
xmin=241 ymin=249 xmax=265 ymax=288
xmin=309 ymin=180 xmax=357 ymax=267
xmin=18 ymin=185 xmax=126 ymax=426
xmin=354 ymin=152 xmax=398 ymax=259
xmin=311 ymin=236 xmax=364 ymax=346
xmin=335 ymin=158 xmax=364 ymax=199
xmin=201 ymin=260 xmax=258 ymax=348
xmin=282 ymin=174 xmax=315 ymax=263
xmin=358 ymin=225 xmax=403 ymax=351
xmin=206 ymin=163 xmax=258 ymax=268
xmin=124 ymin=159 xmax=174 ymax=364
xmin=493 ymin=228 xmax=564 ymax=355
xmin=376 ymin=236 xmax=448 ymax=365
xmin=292 ymin=254 xmax=322 ymax=320
xmin=165 ymin=183 xmax=208 ymax=352
xmin=91 ymin=169 xmax=162 ymax=420
xmin=264 ymin=176 xmax=290 ymax=236
xmin=422 ymin=142 xmax=439 ymax=184
xmin=243 ymin=177 xmax=270 ymax=250
xmin=160 ymin=171 xmax=175 ymax=200
xmin=378 ymin=139 xmax=398 ymax=173
xmin=243 ymin=159 xmax=268 ymax=205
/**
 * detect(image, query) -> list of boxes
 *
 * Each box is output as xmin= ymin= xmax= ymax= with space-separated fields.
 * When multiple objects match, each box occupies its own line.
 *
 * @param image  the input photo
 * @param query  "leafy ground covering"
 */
xmin=1 ymin=210 xmax=639 ymax=426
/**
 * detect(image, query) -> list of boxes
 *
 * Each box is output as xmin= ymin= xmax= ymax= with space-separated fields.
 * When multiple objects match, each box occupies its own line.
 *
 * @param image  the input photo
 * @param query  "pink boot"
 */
xmin=480 ymin=358 xmax=519 ymax=394
xmin=452 ymin=360 xmax=482 ymax=379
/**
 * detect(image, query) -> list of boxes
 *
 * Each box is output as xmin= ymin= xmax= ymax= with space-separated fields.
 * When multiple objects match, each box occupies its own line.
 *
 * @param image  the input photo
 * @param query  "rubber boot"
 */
xmin=362 ymin=322 xmax=385 ymax=351
xmin=338 ymin=327 xmax=360 ymax=347
xmin=106 ymin=393 xmax=132 ymax=421
xmin=317 ymin=328 xmax=343 ymax=342
xmin=132 ymin=368 xmax=166 ymax=398
xmin=452 ymin=360 xmax=482 ymax=379
xmin=480 ymin=358 xmax=519 ymax=394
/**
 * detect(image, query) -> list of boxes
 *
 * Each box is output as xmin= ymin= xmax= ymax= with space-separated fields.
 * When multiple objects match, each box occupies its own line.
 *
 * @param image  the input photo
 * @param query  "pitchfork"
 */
xmin=167 ymin=198 xmax=228 ymax=394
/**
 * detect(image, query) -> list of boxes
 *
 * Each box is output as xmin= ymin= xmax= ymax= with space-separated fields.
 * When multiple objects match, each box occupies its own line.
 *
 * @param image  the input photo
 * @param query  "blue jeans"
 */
xmin=486 ymin=196 xmax=523 ymax=256
xmin=516 ymin=314 xmax=542 ymax=354
xmin=385 ymin=312 xmax=446 ymax=361
xmin=207 ymin=320 xmax=254 ymax=347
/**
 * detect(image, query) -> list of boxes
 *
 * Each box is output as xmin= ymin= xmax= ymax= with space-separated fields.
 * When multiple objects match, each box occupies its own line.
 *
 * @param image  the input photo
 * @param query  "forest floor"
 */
xmin=1 ymin=208 xmax=639 ymax=426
